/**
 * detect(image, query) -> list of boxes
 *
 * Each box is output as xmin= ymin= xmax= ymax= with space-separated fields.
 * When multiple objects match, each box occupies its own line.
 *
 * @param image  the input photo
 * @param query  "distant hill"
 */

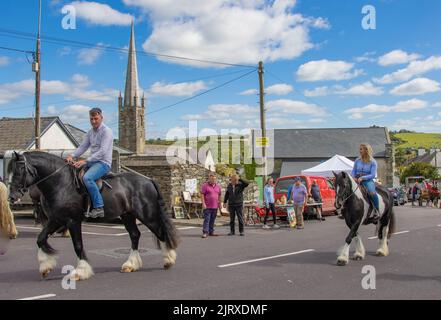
xmin=394 ymin=132 xmax=441 ymax=149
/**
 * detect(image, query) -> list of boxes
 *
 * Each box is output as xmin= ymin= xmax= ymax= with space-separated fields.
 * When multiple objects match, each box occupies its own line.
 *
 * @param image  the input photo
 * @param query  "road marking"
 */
xmin=16 ymin=226 xmax=41 ymax=230
xmin=82 ymin=232 xmax=128 ymax=236
xmin=218 ymin=249 xmax=315 ymax=268
xmin=368 ymin=230 xmax=410 ymax=240
xmin=438 ymin=224 xmax=441 ymax=227
xmin=18 ymin=293 xmax=56 ymax=300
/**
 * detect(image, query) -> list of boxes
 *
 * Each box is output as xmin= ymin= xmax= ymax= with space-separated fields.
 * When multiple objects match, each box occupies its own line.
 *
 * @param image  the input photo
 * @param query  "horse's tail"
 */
xmin=151 ymin=180 xmax=179 ymax=250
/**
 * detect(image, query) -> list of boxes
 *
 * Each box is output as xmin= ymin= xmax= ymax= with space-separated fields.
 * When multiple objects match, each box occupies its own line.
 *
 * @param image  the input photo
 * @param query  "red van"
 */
xmin=274 ymin=175 xmax=337 ymax=216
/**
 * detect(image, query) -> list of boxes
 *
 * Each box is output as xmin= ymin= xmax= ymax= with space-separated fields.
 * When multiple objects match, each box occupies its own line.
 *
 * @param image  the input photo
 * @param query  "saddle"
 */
xmin=76 ymin=167 xmax=114 ymax=192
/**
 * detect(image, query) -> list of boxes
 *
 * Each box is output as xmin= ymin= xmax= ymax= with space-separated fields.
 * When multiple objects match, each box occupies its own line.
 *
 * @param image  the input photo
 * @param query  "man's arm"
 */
xmin=71 ymin=132 xmax=91 ymax=159
xmin=87 ymin=128 xmax=113 ymax=163
xmin=239 ymin=177 xmax=249 ymax=189
xmin=223 ymin=187 xmax=229 ymax=205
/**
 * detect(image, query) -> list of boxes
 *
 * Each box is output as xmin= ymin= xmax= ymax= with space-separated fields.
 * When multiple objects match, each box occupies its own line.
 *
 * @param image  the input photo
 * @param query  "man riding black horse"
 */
xmin=66 ymin=107 xmax=113 ymax=219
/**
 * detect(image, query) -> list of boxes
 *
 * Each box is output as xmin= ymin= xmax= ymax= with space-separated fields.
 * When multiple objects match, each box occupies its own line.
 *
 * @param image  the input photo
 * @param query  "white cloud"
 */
xmin=66 ymin=1 xmax=133 ymax=26
xmin=355 ymin=52 xmax=376 ymax=63
xmin=335 ymin=82 xmax=384 ymax=96
xmin=266 ymin=83 xmax=293 ymax=95
xmin=239 ymin=89 xmax=258 ymax=95
xmin=181 ymin=104 xmax=258 ymax=122
xmin=304 ymin=86 xmax=329 ymax=97
xmin=240 ymin=83 xmax=293 ymax=96
xmin=46 ymin=104 xmax=91 ymax=123
xmin=433 ymin=102 xmax=441 ymax=107
xmin=304 ymin=82 xmax=383 ymax=97
xmin=374 ymin=56 xmax=441 ymax=84
xmin=296 ymin=60 xmax=363 ymax=82
xmin=378 ymin=50 xmax=421 ymax=66
xmin=345 ymin=99 xmax=428 ymax=117
xmin=0 ymin=75 xmax=116 ymax=105
xmin=214 ymin=119 xmax=241 ymax=127
xmin=123 ymin=0 xmax=329 ymax=67
xmin=266 ymin=99 xmax=327 ymax=116
xmin=149 ymin=81 xmax=207 ymax=97
xmin=0 ymin=56 xmax=10 ymax=66
xmin=77 ymin=43 xmax=105 ymax=65
xmin=390 ymin=78 xmax=440 ymax=96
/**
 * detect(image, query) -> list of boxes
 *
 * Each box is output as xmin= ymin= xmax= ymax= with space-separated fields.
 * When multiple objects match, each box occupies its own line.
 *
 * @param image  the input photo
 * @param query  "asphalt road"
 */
xmin=1 ymin=203 xmax=441 ymax=300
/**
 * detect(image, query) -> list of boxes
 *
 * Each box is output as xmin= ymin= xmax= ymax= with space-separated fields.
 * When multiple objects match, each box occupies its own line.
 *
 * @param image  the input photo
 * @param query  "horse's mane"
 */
xmin=24 ymin=151 xmax=66 ymax=167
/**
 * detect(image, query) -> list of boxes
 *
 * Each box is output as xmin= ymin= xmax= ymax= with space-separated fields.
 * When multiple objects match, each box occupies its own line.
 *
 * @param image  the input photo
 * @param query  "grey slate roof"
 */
xmin=266 ymin=127 xmax=390 ymax=159
xmin=0 ymin=117 xmax=78 ymax=154
xmin=408 ymin=151 xmax=441 ymax=167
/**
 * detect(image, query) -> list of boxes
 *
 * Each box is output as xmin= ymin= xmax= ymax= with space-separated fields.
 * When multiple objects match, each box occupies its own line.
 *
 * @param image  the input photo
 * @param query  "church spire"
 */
xmin=124 ymin=20 xmax=140 ymax=108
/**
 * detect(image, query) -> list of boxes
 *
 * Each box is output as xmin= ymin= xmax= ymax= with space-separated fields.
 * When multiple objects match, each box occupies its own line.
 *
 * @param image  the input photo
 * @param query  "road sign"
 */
xmin=256 ymin=137 xmax=269 ymax=147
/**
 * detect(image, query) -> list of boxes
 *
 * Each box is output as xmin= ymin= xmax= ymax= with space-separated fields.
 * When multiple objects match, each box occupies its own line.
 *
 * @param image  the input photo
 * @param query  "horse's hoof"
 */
xmin=71 ymin=272 xmax=81 ymax=282
xmin=121 ymin=266 xmax=134 ymax=273
xmin=376 ymin=250 xmax=388 ymax=257
xmin=41 ymin=269 xmax=52 ymax=278
xmin=61 ymin=231 xmax=70 ymax=238
xmin=163 ymin=262 xmax=174 ymax=270
xmin=352 ymin=255 xmax=364 ymax=261
xmin=336 ymin=259 xmax=348 ymax=266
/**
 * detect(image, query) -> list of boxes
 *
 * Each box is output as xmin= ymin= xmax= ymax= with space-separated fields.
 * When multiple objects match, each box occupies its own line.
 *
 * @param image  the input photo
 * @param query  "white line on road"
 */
xmin=16 ymin=226 xmax=41 ymax=230
xmin=18 ymin=293 xmax=56 ymax=300
xmin=82 ymin=232 xmax=128 ymax=236
xmin=368 ymin=230 xmax=410 ymax=240
xmin=218 ymin=249 xmax=315 ymax=268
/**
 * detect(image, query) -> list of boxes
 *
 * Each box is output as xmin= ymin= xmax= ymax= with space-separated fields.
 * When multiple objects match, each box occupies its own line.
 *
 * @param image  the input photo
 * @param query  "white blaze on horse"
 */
xmin=333 ymin=171 xmax=396 ymax=266
xmin=8 ymin=151 xmax=179 ymax=280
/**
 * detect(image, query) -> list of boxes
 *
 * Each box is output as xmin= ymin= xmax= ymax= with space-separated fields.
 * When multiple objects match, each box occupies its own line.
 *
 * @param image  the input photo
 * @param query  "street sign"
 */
xmin=256 ymin=137 xmax=269 ymax=147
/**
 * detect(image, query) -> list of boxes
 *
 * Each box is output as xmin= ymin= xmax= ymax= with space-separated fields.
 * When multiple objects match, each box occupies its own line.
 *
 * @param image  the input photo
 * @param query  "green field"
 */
xmin=394 ymin=133 xmax=441 ymax=149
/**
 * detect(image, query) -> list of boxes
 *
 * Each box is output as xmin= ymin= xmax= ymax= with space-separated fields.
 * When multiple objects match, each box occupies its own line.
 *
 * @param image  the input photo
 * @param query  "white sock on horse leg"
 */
xmin=354 ymin=236 xmax=365 ymax=258
xmin=37 ymin=248 xmax=57 ymax=275
xmin=122 ymin=249 xmax=142 ymax=271
xmin=74 ymin=259 xmax=94 ymax=280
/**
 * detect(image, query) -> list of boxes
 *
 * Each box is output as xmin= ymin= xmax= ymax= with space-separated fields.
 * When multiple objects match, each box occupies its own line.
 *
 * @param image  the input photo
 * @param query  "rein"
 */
xmin=339 ymin=182 xmax=360 ymax=205
xmin=19 ymin=157 xmax=70 ymax=190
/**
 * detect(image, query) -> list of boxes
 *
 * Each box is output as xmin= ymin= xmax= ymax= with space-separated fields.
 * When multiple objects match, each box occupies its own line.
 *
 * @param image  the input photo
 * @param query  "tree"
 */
xmin=400 ymin=162 xmax=440 ymax=183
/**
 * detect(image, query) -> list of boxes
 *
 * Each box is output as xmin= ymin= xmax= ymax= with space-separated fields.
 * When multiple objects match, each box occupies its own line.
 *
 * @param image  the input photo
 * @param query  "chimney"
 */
xmin=418 ymin=148 xmax=426 ymax=156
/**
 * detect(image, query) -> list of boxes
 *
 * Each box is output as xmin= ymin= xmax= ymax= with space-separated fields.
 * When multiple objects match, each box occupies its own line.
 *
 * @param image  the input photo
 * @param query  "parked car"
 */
xmin=388 ymin=187 xmax=406 ymax=206
xmin=274 ymin=175 xmax=337 ymax=216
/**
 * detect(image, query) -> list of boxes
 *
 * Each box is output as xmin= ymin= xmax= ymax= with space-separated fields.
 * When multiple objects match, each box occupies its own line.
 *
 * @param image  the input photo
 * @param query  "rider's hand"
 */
xmin=66 ymin=155 xmax=74 ymax=163
xmin=357 ymin=177 xmax=363 ymax=184
xmin=73 ymin=159 xmax=86 ymax=168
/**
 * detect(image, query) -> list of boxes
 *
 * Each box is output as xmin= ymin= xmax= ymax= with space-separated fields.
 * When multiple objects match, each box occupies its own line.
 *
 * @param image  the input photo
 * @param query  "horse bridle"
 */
xmin=13 ymin=156 xmax=69 ymax=194
xmin=336 ymin=180 xmax=360 ymax=206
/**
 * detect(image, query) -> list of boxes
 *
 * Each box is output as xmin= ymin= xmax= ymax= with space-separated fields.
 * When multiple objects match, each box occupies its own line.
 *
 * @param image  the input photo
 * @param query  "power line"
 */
xmin=106 ymin=68 xmax=257 ymax=126
xmin=0 ymin=27 xmax=256 ymax=68
xmin=0 ymin=45 xmax=33 ymax=54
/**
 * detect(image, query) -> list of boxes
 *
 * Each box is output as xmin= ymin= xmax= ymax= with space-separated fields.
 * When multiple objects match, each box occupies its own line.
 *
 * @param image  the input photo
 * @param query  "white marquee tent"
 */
xmin=301 ymin=155 xmax=354 ymax=177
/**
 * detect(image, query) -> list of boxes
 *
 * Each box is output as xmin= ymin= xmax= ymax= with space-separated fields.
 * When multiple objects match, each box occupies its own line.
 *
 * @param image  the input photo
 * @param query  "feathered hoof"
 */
xmin=163 ymin=262 xmax=174 ymax=270
xmin=376 ymin=249 xmax=388 ymax=257
xmin=121 ymin=266 xmax=135 ymax=273
xmin=336 ymin=259 xmax=348 ymax=266
xmin=352 ymin=254 xmax=364 ymax=261
xmin=61 ymin=230 xmax=70 ymax=238
xmin=40 ymin=268 xmax=52 ymax=279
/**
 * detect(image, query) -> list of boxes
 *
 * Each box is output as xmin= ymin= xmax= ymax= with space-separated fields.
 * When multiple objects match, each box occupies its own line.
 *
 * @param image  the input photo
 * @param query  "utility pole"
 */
xmin=34 ymin=0 xmax=42 ymax=149
xmin=258 ymin=61 xmax=267 ymax=178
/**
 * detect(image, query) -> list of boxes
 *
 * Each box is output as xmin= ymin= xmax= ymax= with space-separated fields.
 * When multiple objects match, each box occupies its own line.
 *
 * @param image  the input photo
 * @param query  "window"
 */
xmin=276 ymin=177 xmax=307 ymax=194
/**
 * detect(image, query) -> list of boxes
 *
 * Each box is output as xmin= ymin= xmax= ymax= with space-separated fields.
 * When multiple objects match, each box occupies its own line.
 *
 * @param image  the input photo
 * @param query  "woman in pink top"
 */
xmin=200 ymin=173 xmax=222 ymax=238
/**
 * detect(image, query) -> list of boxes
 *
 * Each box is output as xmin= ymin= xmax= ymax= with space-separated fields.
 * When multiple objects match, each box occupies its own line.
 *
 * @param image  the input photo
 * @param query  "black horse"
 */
xmin=8 ymin=151 xmax=179 ymax=280
xmin=333 ymin=171 xmax=395 ymax=266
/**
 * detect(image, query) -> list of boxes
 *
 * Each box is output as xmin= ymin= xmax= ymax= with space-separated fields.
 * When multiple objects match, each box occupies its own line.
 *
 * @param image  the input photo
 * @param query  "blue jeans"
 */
xmin=83 ymin=161 xmax=110 ymax=209
xmin=362 ymin=180 xmax=379 ymax=211
xmin=203 ymin=208 xmax=218 ymax=234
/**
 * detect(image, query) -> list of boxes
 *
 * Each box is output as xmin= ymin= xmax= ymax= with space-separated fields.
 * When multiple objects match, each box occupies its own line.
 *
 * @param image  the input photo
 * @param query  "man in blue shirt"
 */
xmin=66 ymin=108 xmax=113 ymax=218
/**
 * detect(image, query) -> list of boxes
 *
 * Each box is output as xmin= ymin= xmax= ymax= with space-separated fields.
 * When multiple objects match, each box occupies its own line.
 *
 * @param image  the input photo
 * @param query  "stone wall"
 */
xmin=121 ymin=155 xmax=258 ymax=216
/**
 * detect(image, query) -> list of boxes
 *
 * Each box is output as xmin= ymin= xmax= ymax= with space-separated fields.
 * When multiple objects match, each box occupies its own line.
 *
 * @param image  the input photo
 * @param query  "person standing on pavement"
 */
xmin=263 ymin=177 xmax=278 ymax=229
xmin=223 ymin=174 xmax=249 ymax=236
xmin=310 ymin=180 xmax=325 ymax=221
xmin=200 ymin=173 xmax=222 ymax=238
xmin=287 ymin=177 xmax=308 ymax=229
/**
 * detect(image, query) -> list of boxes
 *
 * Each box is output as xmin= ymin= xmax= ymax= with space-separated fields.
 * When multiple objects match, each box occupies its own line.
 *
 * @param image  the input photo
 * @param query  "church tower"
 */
xmin=119 ymin=22 xmax=145 ymax=154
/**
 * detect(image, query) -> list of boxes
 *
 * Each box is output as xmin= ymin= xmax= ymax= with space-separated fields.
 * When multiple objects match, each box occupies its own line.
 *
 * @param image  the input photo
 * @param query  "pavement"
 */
xmin=1 ymin=203 xmax=441 ymax=300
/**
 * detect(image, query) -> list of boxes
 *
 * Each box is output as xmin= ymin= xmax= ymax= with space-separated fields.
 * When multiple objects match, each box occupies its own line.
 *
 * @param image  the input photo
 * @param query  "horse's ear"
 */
xmin=332 ymin=171 xmax=337 ymax=178
xmin=13 ymin=151 xmax=18 ymax=160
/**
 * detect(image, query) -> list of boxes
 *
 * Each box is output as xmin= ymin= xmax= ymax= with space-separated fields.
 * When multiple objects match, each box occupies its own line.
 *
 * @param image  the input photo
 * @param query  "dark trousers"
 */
xmin=229 ymin=204 xmax=244 ymax=234
xmin=264 ymin=203 xmax=276 ymax=225
xmin=202 ymin=208 xmax=218 ymax=234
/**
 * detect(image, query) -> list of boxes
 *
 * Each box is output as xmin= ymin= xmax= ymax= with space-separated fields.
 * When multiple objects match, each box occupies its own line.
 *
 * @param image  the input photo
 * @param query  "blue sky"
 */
xmin=0 ymin=0 xmax=440 ymax=138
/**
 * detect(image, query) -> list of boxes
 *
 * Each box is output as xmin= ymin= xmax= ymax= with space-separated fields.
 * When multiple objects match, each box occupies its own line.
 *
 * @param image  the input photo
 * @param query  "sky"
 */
xmin=0 ymin=0 xmax=440 ymax=139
